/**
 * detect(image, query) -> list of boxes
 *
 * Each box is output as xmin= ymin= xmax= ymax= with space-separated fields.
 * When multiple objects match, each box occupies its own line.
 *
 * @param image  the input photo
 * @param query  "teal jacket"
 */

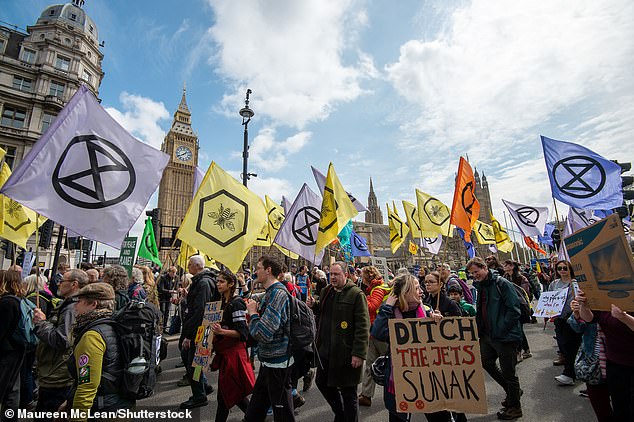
xmin=475 ymin=271 xmax=522 ymax=343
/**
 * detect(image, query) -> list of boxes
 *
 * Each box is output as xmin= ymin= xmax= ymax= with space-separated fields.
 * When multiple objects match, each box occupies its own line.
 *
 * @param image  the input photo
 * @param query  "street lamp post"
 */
xmin=240 ymin=89 xmax=255 ymax=187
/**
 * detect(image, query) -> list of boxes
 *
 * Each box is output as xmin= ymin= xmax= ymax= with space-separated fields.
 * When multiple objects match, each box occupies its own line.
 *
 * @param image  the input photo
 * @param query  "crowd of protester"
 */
xmin=1 ymin=252 xmax=632 ymax=421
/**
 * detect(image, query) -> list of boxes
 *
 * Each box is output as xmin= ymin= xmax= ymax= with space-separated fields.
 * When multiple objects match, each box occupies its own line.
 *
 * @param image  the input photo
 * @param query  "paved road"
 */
xmin=140 ymin=322 xmax=595 ymax=421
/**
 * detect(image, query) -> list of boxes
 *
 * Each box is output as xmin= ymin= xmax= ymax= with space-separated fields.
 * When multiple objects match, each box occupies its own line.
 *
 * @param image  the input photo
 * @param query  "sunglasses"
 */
xmin=557 ymin=266 xmax=569 ymax=271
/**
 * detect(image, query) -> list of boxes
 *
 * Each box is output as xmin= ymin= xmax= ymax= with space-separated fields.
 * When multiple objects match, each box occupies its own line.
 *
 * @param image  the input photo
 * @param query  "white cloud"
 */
xmin=206 ymin=0 xmax=376 ymax=128
xmin=249 ymin=128 xmax=311 ymax=173
xmin=105 ymin=92 xmax=170 ymax=149
xmin=386 ymin=0 xmax=634 ymax=156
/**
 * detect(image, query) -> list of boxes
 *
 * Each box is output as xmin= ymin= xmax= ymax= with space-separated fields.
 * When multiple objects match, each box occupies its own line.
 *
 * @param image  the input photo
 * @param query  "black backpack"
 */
xmin=496 ymin=277 xmax=532 ymax=324
xmin=266 ymin=284 xmax=315 ymax=353
xmin=112 ymin=299 xmax=162 ymax=399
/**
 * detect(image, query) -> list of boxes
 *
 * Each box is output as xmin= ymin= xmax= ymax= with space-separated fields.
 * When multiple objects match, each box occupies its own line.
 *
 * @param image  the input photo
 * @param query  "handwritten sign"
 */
xmin=118 ymin=237 xmax=137 ymax=277
xmin=192 ymin=301 xmax=223 ymax=380
xmin=533 ymin=289 xmax=568 ymax=318
xmin=371 ymin=256 xmax=390 ymax=282
xmin=388 ymin=317 xmax=487 ymax=414
xmin=565 ymin=214 xmax=634 ymax=311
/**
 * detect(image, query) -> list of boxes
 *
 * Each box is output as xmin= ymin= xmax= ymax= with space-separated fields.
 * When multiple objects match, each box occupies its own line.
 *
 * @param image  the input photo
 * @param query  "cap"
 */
xmin=75 ymin=282 xmax=115 ymax=301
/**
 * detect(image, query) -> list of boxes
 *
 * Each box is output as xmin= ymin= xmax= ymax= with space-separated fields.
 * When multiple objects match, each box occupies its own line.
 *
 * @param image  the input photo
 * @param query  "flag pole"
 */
xmin=35 ymin=214 xmax=40 ymax=309
xmin=552 ymin=198 xmax=562 ymax=254
xmin=503 ymin=211 xmax=520 ymax=262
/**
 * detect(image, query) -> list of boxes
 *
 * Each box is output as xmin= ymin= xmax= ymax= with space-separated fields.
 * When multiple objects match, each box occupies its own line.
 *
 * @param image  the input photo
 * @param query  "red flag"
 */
xmin=450 ymin=157 xmax=480 ymax=242
xmin=524 ymin=236 xmax=547 ymax=255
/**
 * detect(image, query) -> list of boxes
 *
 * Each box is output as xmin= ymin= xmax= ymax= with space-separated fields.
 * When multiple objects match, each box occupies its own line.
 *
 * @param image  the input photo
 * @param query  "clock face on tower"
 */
xmin=175 ymin=145 xmax=193 ymax=162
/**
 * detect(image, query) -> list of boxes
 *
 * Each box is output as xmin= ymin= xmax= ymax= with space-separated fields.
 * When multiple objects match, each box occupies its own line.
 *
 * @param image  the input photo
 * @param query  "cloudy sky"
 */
xmin=3 ymin=0 xmax=633 ymax=253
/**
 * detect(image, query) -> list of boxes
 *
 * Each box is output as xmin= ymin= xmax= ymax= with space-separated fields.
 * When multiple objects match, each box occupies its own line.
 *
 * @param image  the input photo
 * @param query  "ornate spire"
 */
xmin=178 ymin=82 xmax=190 ymax=114
xmin=370 ymin=177 xmax=375 ymax=193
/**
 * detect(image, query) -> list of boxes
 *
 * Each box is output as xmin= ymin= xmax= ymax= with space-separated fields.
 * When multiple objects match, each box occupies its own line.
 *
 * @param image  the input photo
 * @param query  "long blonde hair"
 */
xmin=391 ymin=273 xmax=418 ymax=310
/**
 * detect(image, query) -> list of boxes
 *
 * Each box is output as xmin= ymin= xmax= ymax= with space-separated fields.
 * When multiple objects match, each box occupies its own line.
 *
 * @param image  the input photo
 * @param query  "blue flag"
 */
xmin=541 ymin=136 xmax=623 ymax=209
xmin=456 ymin=228 xmax=475 ymax=259
xmin=350 ymin=230 xmax=371 ymax=257
xmin=538 ymin=223 xmax=556 ymax=247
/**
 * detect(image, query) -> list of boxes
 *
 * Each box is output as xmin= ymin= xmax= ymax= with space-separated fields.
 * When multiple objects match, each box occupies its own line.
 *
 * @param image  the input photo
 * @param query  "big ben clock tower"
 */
xmin=157 ymin=87 xmax=199 ymax=263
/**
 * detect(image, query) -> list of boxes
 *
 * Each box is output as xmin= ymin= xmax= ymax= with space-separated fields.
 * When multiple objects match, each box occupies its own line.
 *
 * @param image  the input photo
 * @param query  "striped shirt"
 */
xmin=248 ymin=282 xmax=291 ymax=365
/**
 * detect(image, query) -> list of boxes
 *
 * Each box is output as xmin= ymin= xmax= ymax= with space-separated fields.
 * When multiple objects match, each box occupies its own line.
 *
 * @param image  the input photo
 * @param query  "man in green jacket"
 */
xmin=307 ymin=261 xmax=369 ymax=422
xmin=467 ymin=257 xmax=523 ymax=420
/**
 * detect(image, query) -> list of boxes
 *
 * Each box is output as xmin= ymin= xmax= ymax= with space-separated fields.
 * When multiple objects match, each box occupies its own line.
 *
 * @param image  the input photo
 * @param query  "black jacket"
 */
xmin=181 ymin=270 xmax=219 ymax=340
xmin=425 ymin=292 xmax=462 ymax=317
xmin=157 ymin=274 xmax=177 ymax=302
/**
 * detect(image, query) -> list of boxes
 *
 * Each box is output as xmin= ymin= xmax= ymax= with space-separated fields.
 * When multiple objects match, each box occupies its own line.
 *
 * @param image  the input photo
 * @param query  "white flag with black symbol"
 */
xmin=421 ymin=235 xmax=443 ymax=255
xmin=502 ymin=199 xmax=549 ymax=238
xmin=0 ymin=85 xmax=169 ymax=248
xmin=311 ymin=165 xmax=368 ymax=212
xmin=274 ymin=183 xmax=325 ymax=264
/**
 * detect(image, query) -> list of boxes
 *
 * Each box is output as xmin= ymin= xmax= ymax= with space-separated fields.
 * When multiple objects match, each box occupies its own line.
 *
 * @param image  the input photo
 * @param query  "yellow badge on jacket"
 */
xmin=340 ymin=321 xmax=348 ymax=329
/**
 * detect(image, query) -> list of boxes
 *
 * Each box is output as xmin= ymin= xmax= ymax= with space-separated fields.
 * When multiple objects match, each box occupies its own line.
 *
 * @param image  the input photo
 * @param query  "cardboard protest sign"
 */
xmin=564 ymin=214 xmax=634 ymax=311
xmin=388 ymin=317 xmax=487 ymax=414
xmin=192 ymin=301 xmax=223 ymax=380
xmin=533 ymin=289 xmax=568 ymax=318
xmin=371 ymin=256 xmax=390 ymax=281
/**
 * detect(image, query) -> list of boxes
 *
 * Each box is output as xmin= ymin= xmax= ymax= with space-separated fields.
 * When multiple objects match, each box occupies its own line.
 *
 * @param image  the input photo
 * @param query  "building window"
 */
xmin=49 ymin=9 xmax=55 ymax=16
xmin=21 ymin=48 xmax=36 ymax=64
xmin=49 ymin=81 xmax=65 ymax=98
xmin=55 ymin=55 xmax=70 ymax=71
xmin=0 ymin=39 xmax=6 ymax=54
xmin=0 ymin=145 xmax=17 ymax=169
xmin=12 ymin=76 xmax=32 ymax=92
xmin=82 ymin=69 xmax=93 ymax=84
xmin=70 ymin=13 xmax=77 ymax=21
xmin=41 ymin=112 xmax=56 ymax=132
xmin=89 ymin=25 xmax=94 ymax=33
xmin=1 ymin=106 xmax=27 ymax=129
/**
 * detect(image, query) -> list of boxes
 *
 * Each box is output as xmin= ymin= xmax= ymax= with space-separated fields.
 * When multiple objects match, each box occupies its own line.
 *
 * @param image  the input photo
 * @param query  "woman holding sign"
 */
xmin=371 ymin=273 xmax=444 ymax=422
xmin=548 ymin=260 xmax=582 ymax=386
xmin=210 ymin=270 xmax=255 ymax=422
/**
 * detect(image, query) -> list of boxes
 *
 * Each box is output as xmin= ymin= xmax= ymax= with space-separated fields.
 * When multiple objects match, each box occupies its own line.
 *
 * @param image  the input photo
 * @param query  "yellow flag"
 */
xmin=416 ymin=189 xmax=451 ymax=236
xmin=315 ymin=163 xmax=358 ymax=251
xmin=408 ymin=240 xmax=418 ymax=255
xmin=177 ymin=242 xmax=219 ymax=270
xmin=473 ymin=220 xmax=496 ymax=245
xmin=490 ymin=213 xmax=514 ymax=253
xmin=265 ymin=195 xmax=299 ymax=259
xmin=388 ymin=202 xmax=409 ymax=253
xmin=0 ymin=163 xmax=47 ymax=248
xmin=176 ymin=161 xmax=267 ymax=272
xmin=402 ymin=200 xmax=423 ymax=239
xmin=253 ymin=222 xmax=272 ymax=246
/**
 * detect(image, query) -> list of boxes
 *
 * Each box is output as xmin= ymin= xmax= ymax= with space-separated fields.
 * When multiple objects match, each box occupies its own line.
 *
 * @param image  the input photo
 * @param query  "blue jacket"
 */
xmin=475 ymin=271 xmax=522 ymax=343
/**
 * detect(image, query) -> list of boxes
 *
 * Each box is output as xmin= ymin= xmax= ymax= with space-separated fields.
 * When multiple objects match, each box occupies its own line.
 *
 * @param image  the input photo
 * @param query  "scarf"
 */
xmin=72 ymin=308 xmax=113 ymax=341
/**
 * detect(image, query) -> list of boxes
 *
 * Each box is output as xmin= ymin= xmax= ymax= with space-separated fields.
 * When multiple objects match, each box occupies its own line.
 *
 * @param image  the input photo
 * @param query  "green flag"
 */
xmin=138 ymin=218 xmax=162 ymax=267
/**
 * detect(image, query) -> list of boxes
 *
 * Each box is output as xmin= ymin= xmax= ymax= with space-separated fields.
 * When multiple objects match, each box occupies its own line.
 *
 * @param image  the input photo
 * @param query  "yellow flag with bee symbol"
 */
xmin=176 ymin=161 xmax=267 ymax=272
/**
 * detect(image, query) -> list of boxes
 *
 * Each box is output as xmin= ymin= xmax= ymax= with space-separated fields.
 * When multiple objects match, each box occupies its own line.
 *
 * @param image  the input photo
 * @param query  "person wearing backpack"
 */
xmin=358 ymin=265 xmax=390 ymax=407
xmin=65 ymin=282 xmax=133 ymax=420
xmin=244 ymin=255 xmax=296 ymax=422
xmin=307 ymin=261 xmax=369 ymax=422
xmin=179 ymin=255 xmax=218 ymax=409
xmin=467 ymin=257 xmax=523 ymax=420
xmin=32 ymin=269 xmax=87 ymax=419
xmin=502 ymin=260 xmax=533 ymax=362
xmin=0 ymin=269 xmax=27 ymax=421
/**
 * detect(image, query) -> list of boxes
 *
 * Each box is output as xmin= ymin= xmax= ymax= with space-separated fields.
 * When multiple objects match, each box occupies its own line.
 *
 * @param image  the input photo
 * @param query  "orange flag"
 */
xmin=524 ymin=236 xmax=547 ymax=255
xmin=450 ymin=157 xmax=480 ymax=242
